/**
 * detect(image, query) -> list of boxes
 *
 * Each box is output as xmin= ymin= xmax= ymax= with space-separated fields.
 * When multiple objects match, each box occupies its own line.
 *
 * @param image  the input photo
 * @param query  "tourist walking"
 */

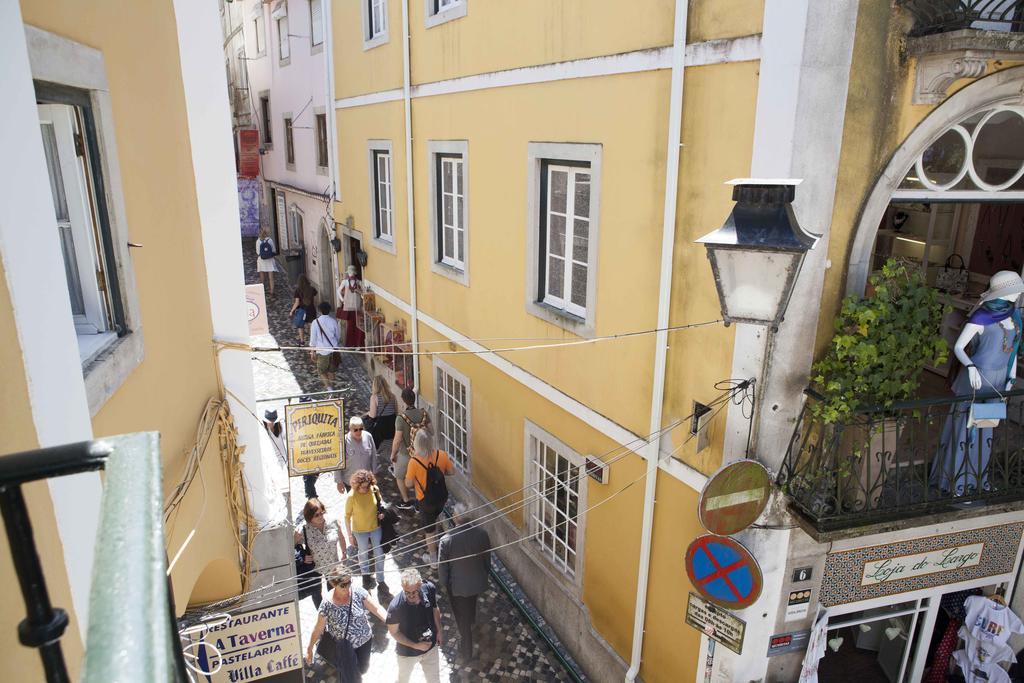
xmin=386 ymin=568 xmax=443 ymax=683
xmin=289 ymin=274 xmax=318 ymax=344
xmin=261 ymin=409 xmax=285 ymax=464
xmin=336 ymin=265 xmax=365 ymax=348
xmin=345 ymin=469 xmax=388 ymax=594
xmin=336 ymin=417 xmax=377 ymax=494
xmin=294 ymin=498 xmax=348 ymax=607
xmin=405 ymin=430 xmax=454 ymax=565
xmin=438 ymin=502 xmax=491 ymax=663
xmin=255 ymin=229 xmax=277 ymax=295
xmin=390 ymin=387 xmax=430 ymax=510
xmin=309 ymin=302 xmax=341 ymax=391
xmin=305 ymin=568 xmax=388 ymax=681
xmin=367 ymin=375 xmax=397 ymax=460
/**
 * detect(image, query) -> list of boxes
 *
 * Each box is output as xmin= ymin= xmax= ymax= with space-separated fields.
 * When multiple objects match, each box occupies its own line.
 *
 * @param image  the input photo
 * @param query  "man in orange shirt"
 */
xmin=405 ymin=429 xmax=455 ymax=566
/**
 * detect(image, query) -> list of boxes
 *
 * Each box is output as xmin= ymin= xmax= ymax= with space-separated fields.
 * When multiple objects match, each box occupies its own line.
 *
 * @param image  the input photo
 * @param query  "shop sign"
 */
xmin=861 ymin=542 xmax=984 ymax=586
xmin=685 ymin=592 xmax=745 ymax=654
xmin=767 ymin=629 xmax=810 ymax=657
xmin=285 ymin=399 xmax=344 ymax=476
xmin=185 ymin=602 xmax=303 ymax=682
xmin=245 ymin=284 xmax=270 ymax=336
xmin=785 ymin=589 xmax=812 ymax=621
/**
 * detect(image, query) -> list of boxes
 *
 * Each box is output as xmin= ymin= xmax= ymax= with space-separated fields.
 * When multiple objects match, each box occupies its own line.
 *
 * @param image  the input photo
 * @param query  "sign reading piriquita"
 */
xmin=285 ymin=399 xmax=344 ymax=476
xmin=187 ymin=602 xmax=303 ymax=682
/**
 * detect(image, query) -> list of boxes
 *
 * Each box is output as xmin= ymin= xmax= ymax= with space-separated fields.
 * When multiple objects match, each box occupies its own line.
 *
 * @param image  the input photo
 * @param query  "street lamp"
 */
xmin=697 ymin=179 xmax=818 ymax=329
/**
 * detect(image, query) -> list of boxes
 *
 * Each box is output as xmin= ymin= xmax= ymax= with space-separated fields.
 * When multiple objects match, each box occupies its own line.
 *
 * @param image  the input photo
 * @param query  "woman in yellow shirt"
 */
xmin=345 ymin=469 xmax=388 ymax=592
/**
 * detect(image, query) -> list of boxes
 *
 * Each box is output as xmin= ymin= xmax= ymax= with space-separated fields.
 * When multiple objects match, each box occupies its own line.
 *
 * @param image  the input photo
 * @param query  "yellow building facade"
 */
xmin=0 ymin=0 xmax=271 ymax=679
xmin=327 ymin=0 xmax=1024 ymax=681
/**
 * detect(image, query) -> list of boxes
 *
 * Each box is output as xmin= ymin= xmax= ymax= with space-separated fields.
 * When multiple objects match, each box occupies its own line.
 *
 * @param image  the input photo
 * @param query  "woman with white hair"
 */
xmin=336 ymin=264 xmax=364 ymax=347
xmin=335 ymin=416 xmax=377 ymax=494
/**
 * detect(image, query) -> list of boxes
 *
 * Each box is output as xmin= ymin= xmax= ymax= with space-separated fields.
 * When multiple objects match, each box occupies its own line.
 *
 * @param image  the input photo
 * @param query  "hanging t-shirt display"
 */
xmin=957 ymin=625 xmax=1015 ymax=666
xmin=963 ymin=596 xmax=1024 ymax=648
xmin=953 ymin=649 xmax=1011 ymax=683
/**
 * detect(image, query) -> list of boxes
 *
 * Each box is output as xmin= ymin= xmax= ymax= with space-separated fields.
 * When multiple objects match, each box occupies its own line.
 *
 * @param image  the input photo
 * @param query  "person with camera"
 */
xmin=386 ymin=568 xmax=443 ymax=683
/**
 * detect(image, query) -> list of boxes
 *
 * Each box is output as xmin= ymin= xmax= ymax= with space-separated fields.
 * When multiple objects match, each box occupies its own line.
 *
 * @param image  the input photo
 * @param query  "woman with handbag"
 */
xmin=305 ymin=569 xmax=388 ymax=680
xmin=345 ymin=470 xmax=389 ymax=595
xmin=289 ymin=274 xmax=318 ymax=344
xmin=295 ymin=498 xmax=348 ymax=607
xmin=367 ymin=375 xmax=397 ymax=462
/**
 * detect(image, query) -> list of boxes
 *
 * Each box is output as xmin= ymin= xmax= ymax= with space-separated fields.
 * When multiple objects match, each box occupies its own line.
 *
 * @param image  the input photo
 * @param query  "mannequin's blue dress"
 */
xmin=931 ymin=315 xmax=1019 ymax=495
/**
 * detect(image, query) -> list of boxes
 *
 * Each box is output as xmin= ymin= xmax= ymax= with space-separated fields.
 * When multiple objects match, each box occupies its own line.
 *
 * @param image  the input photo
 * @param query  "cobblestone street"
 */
xmin=243 ymin=240 xmax=574 ymax=682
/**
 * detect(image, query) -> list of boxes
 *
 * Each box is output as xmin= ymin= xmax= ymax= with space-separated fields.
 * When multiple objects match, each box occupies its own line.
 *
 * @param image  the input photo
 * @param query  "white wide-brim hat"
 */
xmin=980 ymin=270 xmax=1024 ymax=303
xmin=346 ymin=265 xmax=357 ymax=276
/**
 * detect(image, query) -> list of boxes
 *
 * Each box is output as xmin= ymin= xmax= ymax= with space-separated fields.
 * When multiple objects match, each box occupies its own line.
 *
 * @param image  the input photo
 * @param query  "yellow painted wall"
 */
xmin=336 ymin=101 xmax=411 ymax=301
xmin=662 ymin=60 xmax=761 ymax=474
xmin=407 ymin=0 xmax=675 ymax=85
xmin=0 ymin=263 xmax=86 ymax=682
xmin=688 ymin=0 xmax=765 ymax=43
xmin=332 ymin=0 xmax=403 ymax=98
xmin=640 ymin=474 xmax=706 ymax=682
xmin=21 ymin=0 xmax=243 ymax=614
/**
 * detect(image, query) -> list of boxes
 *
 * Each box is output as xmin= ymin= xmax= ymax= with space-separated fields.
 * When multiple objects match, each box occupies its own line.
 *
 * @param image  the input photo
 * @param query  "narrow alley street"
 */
xmin=242 ymin=240 xmax=576 ymax=682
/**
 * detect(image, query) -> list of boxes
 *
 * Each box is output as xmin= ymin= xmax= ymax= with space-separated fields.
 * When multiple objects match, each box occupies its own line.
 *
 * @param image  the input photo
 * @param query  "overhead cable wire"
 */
xmin=189 ymin=384 xmax=741 ymax=618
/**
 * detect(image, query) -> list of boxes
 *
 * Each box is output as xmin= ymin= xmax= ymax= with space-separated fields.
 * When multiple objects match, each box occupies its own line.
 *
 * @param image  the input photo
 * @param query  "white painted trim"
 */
xmin=362 ymin=0 xmax=390 ymax=51
xmin=847 ymin=66 xmax=1024 ymax=295
xmin=401 ymin=0 xmax=421 ymax=390
xmin=522 ymin=419 xmax=588 ymax=589
xmin=424 ymin=0 xmax=467 ymax=28
xmin=334 ymin=34 xmax=761 ymax=109
xmin=432 ymin=355 xmax=472 ymax=473
xmin=323 ymin=0 xmax=342 ymax=201
xmin=362 ymin=278 xmax=709 ymax=491
xmin=627 ymin=0 xmax=689 ymax=676
xmin=427 ymin=140 xmax=470 ymax=286
xmin=173 ymin=0 xmax=272 ymax=523
xmin=4 ymin=13 xmax=101 ymax=637
xmin=525 ymin=142 xmax=602 ymax=337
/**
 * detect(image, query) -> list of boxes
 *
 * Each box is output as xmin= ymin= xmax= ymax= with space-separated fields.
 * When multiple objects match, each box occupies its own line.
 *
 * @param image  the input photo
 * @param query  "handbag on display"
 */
xmin=936 ymin=254 xmax=969 ymax=295
xmin=373 ymin=488 xmax=399 ymax=553
xmin=968 ymin=400 xmax=1006 ymax=429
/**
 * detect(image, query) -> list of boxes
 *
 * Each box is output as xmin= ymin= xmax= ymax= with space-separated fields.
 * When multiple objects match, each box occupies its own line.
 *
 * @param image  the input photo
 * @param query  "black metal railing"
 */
xmin=898 ymin=0 xmax=1024 ymax=36
xmin=778 ymin=387 xmax=1024 ymax=532
xmin=0 ymin=435 xmax=188 ymax=682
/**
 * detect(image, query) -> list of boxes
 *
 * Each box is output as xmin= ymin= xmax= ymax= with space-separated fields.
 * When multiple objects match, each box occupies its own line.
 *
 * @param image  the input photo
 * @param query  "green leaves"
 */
xmin=810 ymin=260 xmax=949 ymax=423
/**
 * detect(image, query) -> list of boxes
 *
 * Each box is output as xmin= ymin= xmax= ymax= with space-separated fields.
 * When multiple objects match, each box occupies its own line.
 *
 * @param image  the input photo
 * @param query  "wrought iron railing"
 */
xmin=778 ymin=387 xmax=1024 ymax=532
xmin=0 ymin=434 xmax=188 ymax=682
xmin=898 ymin=0 xmax=1024 ymax=36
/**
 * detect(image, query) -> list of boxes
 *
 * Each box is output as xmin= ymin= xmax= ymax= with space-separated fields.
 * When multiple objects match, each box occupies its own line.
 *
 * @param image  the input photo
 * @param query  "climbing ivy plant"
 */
xmin=810 ymin=259 xmax=949 ymax=424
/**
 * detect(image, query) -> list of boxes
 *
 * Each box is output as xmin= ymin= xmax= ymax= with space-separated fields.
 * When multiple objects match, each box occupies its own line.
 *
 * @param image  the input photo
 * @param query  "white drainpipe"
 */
xmin=323 ymin=0 xmax=341 ymax=295
xmin=625 ymin=0 xmax=688 ymax=680
xmin=402 ymin=0 xmax=421 ymax=388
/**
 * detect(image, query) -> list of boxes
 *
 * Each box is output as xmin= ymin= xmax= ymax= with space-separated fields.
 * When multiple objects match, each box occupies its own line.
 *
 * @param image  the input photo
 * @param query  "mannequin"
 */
xmin=336 ymin=265 xmax=365 ymax=348
xmin=932 ymin=271 xmax=1024 ymax=496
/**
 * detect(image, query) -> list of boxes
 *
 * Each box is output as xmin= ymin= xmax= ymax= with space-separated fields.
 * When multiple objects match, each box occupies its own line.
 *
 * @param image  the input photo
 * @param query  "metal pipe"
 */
xmin=401 ymin=0 xmax=421 ymax=390
xmin=0 ymin=484 xmax=70 ymax=683
xmin=625 ymin=0 xmax=689 ymax=679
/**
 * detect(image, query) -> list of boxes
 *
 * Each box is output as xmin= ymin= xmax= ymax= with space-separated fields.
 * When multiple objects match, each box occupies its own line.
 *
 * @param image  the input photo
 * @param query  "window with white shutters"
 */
xmin=277 ymin=16 xmax=290 ymax=61
xmin=310 ymin=0 xmax=324 ymax=47
xmin=541 ymin=162 xmax=591 ymax=319
xmin=436 ymin=154 xmax=465 ymax=270
xmin=371 ymin=149 xmax=393 ymax=240
xmin=526 ymin=425 xmax=585 ymax=579
xmin=368 ymin=0 xmax=386 ymax=38
xmin=435 ymin=362 xmax=470 ymax=471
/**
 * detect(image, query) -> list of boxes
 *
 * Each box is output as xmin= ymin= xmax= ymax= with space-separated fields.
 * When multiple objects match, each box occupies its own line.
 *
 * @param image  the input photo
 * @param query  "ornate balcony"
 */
xmin=778 ymin=388 xmax=1024 ymax=533
xmin=898 ymin=0 xmax=1024 ymax=37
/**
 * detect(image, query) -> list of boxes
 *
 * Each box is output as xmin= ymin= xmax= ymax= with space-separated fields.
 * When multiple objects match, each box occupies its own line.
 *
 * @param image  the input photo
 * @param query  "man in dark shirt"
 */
xmin=386 ymin=568 xmax=443 ymax=683
xmin=438 ymin=502 xmax=491 ymax=663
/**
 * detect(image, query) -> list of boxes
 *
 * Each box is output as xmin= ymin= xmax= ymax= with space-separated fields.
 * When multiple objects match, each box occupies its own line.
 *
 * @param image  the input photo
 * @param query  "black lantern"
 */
xmin=356 ymin=249 xmax=369 ymax=268
xmin=696 ymin=179 xmax=818 ymax=329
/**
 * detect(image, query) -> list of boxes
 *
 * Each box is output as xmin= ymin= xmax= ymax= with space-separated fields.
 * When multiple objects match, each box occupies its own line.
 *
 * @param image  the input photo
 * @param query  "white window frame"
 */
xmin=434 ymin=357 xmax=471 ymax=472
xmin=24 ymin=26 xmax=144 ymax=414
xmin=283 ymin=112 xmax=295 ymax=169
xmin=275 ymin=189 xmax=288 ymax=248
xmin=362 ymin=0 xmax=389 ymax=50
xmin=258 ymin=91 xmax=272 ymax=147
xmin=428 ymin=140 xmax=469 ymax=285
xmin=252 ymin=9 xmax=266 ymax=57
xmin=277 ymin=15 xmax=290 ymax=65
xmin=367 ymin=140 xmax=395 ymax=252
xmin=523 ymin=421 xmax=587 ymax=584
xmin=309 ymin=0 xmax=324 ymax=52
xmin=424 ymin=0 xmax=467 ymax=28
xmin=288 ymin=203 xmax=305 ymax=251
xmin=314 ymin=107 xmax=329 ymax=176
xmin=525 ymin=142 xmax=601 ymax=337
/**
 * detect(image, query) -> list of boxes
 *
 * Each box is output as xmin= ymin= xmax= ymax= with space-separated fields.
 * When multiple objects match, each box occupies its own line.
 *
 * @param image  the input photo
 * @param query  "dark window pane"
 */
xmin=549 ymin=214 xmax=565 ymax=257
xmin=571 ymin=263 xmax=587 ymax=307
xmin=550 ymin=169 xmax=567 ymax=214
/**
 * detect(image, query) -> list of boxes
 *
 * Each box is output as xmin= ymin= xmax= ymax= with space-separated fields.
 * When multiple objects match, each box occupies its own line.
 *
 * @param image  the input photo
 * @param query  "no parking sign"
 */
xmin=685 ymin=534 xmax=763 ymax=609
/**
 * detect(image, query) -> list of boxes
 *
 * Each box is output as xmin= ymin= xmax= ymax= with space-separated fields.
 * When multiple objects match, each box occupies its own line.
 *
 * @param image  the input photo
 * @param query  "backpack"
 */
xmin=258 ymin=239 xmax=275 ymax=260
xmin=400 ymin=411 xmax=431 ymax=459
xmin=412 ymin=451 xmax=448 ymax=509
